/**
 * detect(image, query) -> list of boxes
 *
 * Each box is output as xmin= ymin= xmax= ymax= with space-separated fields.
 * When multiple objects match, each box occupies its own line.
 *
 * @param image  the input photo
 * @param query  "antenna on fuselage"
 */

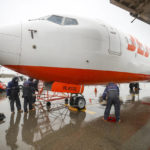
xmin=131 ymin=17 xmax=137 ymax=23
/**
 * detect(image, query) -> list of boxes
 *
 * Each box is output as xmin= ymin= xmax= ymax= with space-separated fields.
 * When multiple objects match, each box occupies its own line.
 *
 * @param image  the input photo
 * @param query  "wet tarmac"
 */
xmin=1 ymin=84 xmax=150 ymax=150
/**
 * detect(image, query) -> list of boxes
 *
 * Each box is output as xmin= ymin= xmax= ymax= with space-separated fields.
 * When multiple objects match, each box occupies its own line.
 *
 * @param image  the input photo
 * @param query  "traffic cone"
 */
xmin=89 ymin=98 xmax=92 ymax=103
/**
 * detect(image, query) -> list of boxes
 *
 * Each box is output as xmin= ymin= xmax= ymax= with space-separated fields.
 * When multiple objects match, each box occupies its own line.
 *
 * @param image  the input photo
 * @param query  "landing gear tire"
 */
xmin=70 ymin=97 xmax=75 ymax=106
xmin=46 ymin=102 xmax=51 ymax=107
xmin=46 ymin=102 xmax=51 ymax=111
xmin=65 ymin=98 xmax=69 ymax=105
xmin=70 ymin=95 xmax=86 ymax=110
xmin=75 ymin=97 xmax=86 ymax=110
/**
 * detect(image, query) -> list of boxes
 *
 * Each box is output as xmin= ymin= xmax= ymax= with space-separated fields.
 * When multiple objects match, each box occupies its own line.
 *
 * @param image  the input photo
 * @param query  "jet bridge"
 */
xmin=110 ymin=0 xmax=150 ymax=24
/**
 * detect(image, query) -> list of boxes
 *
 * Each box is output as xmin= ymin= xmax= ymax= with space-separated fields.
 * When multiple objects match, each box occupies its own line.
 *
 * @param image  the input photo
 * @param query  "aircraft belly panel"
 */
xmin=4 ymin=65 xmax=150 ymax=84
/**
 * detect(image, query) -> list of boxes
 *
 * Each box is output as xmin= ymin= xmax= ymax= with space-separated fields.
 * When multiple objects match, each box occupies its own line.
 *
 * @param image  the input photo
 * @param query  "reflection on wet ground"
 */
xmin=5 ymin=113 xmax=21 ymax=150
xmin=1 ymin=84 xmax=150 ymax=150
xmin=0 ymin=92 xmax=6 ymax=101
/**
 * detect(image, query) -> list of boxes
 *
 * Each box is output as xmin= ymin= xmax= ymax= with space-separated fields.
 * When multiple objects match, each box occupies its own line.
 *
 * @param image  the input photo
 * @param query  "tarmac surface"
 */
xmin=0 ymin=83 xmax=150 ymax=150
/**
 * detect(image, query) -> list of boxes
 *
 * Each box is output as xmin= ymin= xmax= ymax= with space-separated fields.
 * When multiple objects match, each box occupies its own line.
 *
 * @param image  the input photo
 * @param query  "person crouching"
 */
xmin=102 ymin=82 xmax=121 ymax=123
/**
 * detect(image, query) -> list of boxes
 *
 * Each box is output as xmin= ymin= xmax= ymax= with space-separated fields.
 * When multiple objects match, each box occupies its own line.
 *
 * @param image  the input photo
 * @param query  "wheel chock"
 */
xmin=142 ymin=102 xmax=150 ymax=106
xmin=81 ymin=107 xmax=86 ymax=111
xmin=68 ymin=106 xmax=86 ymax=112
xmin=107 ymin=116 xmax=116 ymax=122
xmin=68 ymin=106 xmax=78 ymax=112
xmin=102 ymin=116 xmax=117 ymax=123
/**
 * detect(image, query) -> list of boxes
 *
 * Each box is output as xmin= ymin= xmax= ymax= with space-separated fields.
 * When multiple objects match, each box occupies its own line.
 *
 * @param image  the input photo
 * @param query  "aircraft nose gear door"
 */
xmin=107 ymin=27 xmax=121 ymax=55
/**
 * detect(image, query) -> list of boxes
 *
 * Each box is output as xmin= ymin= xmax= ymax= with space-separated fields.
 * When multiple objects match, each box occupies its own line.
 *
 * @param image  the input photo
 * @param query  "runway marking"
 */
xmin=81 ymin=109 xmax=96 ymax=115
xmin=86 ymin=103 xmax=100 ymax=106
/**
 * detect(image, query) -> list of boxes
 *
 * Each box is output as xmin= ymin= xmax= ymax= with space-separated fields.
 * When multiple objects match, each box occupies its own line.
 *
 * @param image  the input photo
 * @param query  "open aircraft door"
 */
xmin=107 ymin=27 xmax=121 ymax=55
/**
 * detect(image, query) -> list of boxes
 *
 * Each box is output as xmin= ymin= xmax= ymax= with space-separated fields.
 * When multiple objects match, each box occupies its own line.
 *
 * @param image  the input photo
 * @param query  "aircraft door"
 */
xmin=107 ymin=27 xmax=121 ymax=55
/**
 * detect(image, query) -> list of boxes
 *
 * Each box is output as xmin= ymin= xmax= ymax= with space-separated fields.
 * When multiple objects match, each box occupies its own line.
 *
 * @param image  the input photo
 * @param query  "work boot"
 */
xmin=29 ymin=108 xmax=35 ymax=112
xmin=100 ymin=101 xmax=107 ymax=105
xmin=116 ymin=119 xmax=121 ymax=123
xmin=102 ymin=117 xmax=107 ymax=122
xmin=24 ymin=111 xmax=28 ymax=114
xmin=32 ymin=103 xmax=37 ymax=106
xmin=18 ymin=109 xmax=23 ymax=113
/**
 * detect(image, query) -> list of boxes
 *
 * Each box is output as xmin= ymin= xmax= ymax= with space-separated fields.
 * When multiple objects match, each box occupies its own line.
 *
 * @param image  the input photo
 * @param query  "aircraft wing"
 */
xmin=110 ymin=0 xmax=150 ymax=24
xmin=0 ymin=73 xmax=16 ymax=78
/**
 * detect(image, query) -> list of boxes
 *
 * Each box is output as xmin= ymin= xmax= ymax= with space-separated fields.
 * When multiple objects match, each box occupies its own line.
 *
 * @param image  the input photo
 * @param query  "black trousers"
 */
xmin=104 ymin=97 xmax=120 ymax=121
xmin=24 ymin=96 xmax=33 ymax=112
xmin=32 ymin=96 xmax=36 ymax=104
xmin=9 ymin=96 xmax=21 ymax=112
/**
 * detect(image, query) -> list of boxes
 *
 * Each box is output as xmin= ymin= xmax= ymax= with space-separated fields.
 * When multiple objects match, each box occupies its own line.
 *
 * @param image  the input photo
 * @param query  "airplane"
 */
xmin=0 ymin=14 xmax=150 ymax=109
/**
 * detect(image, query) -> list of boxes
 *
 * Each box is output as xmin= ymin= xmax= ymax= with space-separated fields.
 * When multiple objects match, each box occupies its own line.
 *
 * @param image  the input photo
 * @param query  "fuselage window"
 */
xmin=64 ymin=18 xmax=78 ymax=25
xmin=47 ymin=15 xmax=63 ymax=25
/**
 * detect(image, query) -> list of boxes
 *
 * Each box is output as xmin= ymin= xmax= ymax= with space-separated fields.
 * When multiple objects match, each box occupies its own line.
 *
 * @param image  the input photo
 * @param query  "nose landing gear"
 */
xmin=69 ymin=94 xmax=86 ymax=110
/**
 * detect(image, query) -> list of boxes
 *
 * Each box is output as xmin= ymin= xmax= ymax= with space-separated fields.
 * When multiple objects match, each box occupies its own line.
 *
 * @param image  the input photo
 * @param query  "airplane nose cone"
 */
xmin=0 ymin=24 xmax=21 ymax=66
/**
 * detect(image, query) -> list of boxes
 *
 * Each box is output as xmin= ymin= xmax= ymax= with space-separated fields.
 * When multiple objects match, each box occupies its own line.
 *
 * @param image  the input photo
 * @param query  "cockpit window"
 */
xmin=45 ymin=15 xmax=78 ymax=26
xmin=47 ymin=15 xmax=63 ymax=25
xmin=64 ymin=18 xmax=78 ymax=25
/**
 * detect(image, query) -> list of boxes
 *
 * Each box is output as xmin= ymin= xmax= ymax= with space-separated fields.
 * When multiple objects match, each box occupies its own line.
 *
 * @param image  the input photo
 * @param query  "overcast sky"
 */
xmin=0 ymin=0 xmax=150 ymax=44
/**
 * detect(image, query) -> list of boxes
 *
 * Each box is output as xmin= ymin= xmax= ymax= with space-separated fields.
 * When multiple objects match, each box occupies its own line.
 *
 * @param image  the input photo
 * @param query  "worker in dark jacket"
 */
xmin=129 ymin=83 xmax=134 ymax=94
xmin=6 ymin=77 xmax=22 ymax=113
xmin=102 ymin=83 xmax=120 ymax=122
xmin=134 ymin=82 xmax=140 ymax=94
xmin=33 ymin=79 xmax=39 ymax=92
xmin=22 ymin=78 xmax=35 ymax=113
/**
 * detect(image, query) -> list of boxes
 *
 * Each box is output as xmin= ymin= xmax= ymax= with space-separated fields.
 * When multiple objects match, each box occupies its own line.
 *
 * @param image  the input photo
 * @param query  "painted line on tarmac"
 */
xmin=81 ymin=109 xmax=96 ymax=115
xmin=87 ymin=103 xmax=100 ymax=106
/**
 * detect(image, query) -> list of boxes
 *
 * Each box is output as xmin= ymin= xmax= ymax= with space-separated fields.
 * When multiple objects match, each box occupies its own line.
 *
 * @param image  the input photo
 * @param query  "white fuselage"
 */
xmin=0 ymin=15 xmax=150 ymax=84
